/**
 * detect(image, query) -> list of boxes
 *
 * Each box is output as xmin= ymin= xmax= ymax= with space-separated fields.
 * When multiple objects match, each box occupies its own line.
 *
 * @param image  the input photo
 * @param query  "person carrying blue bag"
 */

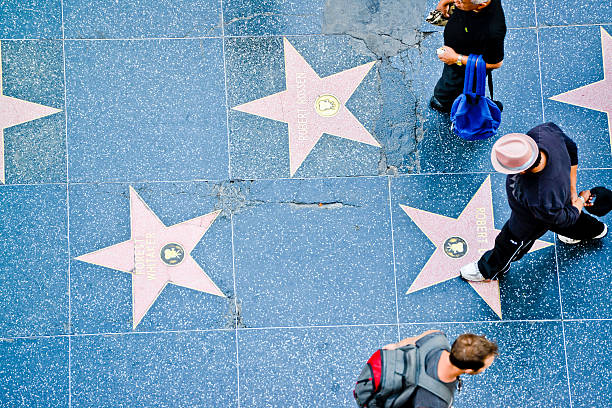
xmin=450 ymin=54 xmax=501 ymax=141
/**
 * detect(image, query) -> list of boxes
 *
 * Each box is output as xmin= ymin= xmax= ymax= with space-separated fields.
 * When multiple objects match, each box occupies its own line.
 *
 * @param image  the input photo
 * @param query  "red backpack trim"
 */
xmin=366 ymin=349 xmax=382 ymax=391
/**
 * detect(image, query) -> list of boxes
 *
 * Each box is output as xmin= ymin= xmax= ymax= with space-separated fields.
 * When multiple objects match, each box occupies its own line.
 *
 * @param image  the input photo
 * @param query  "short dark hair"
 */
xmin=449 ymin=334 xmax=498 ymax=370
xmin=526 ymin=151 xmax=542 ymax=172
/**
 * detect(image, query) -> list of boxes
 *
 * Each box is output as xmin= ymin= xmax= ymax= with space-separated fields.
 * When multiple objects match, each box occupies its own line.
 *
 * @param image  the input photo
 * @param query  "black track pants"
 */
xmin=477 ymin=213 xmax=605 ymax=279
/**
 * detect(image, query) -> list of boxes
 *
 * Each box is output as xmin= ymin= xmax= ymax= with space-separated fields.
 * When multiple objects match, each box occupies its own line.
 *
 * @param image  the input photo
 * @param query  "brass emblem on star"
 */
xmin=315 ymin=94 xmax=340 ymax=117
xmin=443 ymin=237 xmax=468 ymax=258
xmin=160 ymin=243 xmax=185 ymax=266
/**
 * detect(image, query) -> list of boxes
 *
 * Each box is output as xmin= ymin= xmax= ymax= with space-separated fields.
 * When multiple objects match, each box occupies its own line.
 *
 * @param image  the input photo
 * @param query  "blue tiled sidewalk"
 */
xmin=1 ymin=1 xmax=611 ymax=407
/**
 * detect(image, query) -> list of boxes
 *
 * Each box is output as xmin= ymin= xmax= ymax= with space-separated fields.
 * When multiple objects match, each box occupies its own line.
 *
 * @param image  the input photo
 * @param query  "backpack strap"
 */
xmin=415 ymin=334 xmax=454 ymax=406
xmin=462 ymin=54 xmax=477 ymax=96
xmin=475 ymin=55 xmax=486 ymax=97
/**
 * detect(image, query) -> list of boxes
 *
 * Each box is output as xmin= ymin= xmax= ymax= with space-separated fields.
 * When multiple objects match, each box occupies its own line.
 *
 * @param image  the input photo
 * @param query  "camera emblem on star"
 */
xmin=443 ymin=236 xmax=468 ymax=258
xmin=160 ymin=243 xmax=185 ymax=266
xmin=315 ymin=94 xmax=340 ymax=117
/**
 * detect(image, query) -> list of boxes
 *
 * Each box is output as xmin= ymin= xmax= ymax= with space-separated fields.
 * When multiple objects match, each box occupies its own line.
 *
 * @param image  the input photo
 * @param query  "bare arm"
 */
xmin=570 ymin=165 xmax=578 ymax=201
xmin=438 ymin=46 xmax=503 ymax=70
xmin=382 ymin=330 xmax=442 ymax=350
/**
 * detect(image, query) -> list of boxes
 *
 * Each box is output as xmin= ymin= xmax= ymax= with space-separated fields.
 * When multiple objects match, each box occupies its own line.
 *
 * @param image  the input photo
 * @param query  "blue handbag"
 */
xmin=450 ymin=54 xmax=501 ymax=141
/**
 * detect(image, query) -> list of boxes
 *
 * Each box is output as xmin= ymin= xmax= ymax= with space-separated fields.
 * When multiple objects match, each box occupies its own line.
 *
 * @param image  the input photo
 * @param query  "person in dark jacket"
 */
xmin=461 ymin=123 xmax=608 ymax=281
xmin=430 ymin=0 xmax=507 ymax=113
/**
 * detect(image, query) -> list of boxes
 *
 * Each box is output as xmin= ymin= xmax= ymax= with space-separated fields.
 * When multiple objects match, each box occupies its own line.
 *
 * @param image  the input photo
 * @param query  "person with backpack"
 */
xmin=354 ymin=330 xmax=498 ymax=407
xmin=430 ymin=0 xmax=506 ymax=113
xmin=460 ymin=123 xmax=609 ymax=282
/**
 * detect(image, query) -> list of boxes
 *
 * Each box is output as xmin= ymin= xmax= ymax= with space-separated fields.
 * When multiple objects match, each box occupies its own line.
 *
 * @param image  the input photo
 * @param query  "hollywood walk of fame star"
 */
xmin=550 ymin=27 xmax=612 ymax=153
xmin=0 ymin=41 xmax=62 ymax=184
xmin=232 ymin=37 xmax=381 ymax=176
xmin=399 ymin=176 xmax=552 ymax=318
xmin=76 ymin=187 xmax=226 ymax=329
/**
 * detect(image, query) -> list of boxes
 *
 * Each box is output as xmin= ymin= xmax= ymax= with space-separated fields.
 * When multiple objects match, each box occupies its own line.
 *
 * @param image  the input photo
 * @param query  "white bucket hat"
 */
xmin=491 ymin=133 xmax=539 ymax=174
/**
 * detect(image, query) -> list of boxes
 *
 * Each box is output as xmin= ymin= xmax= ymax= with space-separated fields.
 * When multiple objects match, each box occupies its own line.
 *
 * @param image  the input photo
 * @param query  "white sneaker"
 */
xmin=557 ymin=234 xmax=581 ymax=244
xmin=594 ymin=224 xmax=608 ymax=239
xmin=558 ymin=224 xmax=608 ymax=244
xmin=460 ymin=262 xmax=488 ymax=282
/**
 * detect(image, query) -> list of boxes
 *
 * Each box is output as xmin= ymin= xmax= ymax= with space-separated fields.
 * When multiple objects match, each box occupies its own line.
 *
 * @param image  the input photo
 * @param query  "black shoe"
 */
xmin=429 ymin=96 xmax=451 ymax=113
xmin=493 ymin=100 xmax=503 ymax=112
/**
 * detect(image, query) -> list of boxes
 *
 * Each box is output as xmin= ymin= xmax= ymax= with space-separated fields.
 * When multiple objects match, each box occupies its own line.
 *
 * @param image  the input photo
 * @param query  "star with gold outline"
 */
xmin=232 ymin=37 xmax=381 ymax=176
xmin=76 ymin=187 xmax=226 ymax=329
xmin=0 ymin=41 xmax=62 ymax=184
xmin=400 ymin=176 xmax=552 ymax=318
xmin=550 ymin=27 xmax=612 ymax=153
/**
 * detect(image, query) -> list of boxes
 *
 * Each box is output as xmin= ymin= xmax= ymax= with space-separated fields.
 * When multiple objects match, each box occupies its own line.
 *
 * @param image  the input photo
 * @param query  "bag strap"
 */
xmin=487 ymin=70 xmax=494 ymax=99
xmin=475 ymin=55 xmax=486 ymax=97
xmin=462 ymin=54 xmax=476 ymax=96
xmin=415 ymin=334 xmax=454 ymax=406
xmin=417 ymin=372 xmax=454 ymax=406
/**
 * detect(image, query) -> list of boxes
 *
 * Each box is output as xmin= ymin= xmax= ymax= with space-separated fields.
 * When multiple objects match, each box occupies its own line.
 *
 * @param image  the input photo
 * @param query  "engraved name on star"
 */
xmin=399 ymin=176 xmax=552 ymax=318
xmin=232 ymin=37 xmax=380 ymax=176
xmin=76 ymin=187 xmax=226 ymax=329
xmin=550 ymin=27 xmax=612 ymax=153
xmin=0 ymin=41 xmax=62 ymax=184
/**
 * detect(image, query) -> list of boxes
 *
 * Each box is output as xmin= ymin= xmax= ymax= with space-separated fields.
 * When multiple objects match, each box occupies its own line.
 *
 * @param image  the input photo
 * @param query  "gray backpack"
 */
xmin=353 ymin=334 xmax=454 ymax=408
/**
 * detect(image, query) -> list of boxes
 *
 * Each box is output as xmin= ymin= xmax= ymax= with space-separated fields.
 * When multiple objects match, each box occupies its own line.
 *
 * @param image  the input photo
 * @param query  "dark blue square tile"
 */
xmin=63 ymin=0 xmax=222 ymax=39
xmin=223 ymin=0 xmax=326 ymax=36
xmin=564 ymin=320 xmax=612 ymax=408
xmin=0 ymin=1 xmax=62 ymax=39
xmin=69 ymin=182 xmax=234 ymax=333
xmin=391 ymin=174 xmax=560 ymax=322
xmin=2 ymin=40 xmax=66 ymax=184
xmin=0 ymin=336 xmax=69 ymax=407
xmin=399 ymin=321 xmax=570 ymax=407
xmin=540 ymin=25 xmax=612 ymax=169
xmin=232 ymin=177 xmax=396 ymax=327
xmin=226 ymin=36 xmax=381 ymax=179
xmin=65 ymin=39 xmax=229 ymax=183
xmin=238 ymin=325 xmax=397 ymax=408
xmin=0 ymin=185 xmax=68 ymax=337
xmin=71 ymin=330 xmax=237 ymax=408
xmin=491 ymin=29 xmax=543 ymax=135
xmin=557 ymin=170 xmax=612 ymax=320
xmin=501 ymin=0 xmax=536 ymax=28
xmin=535 ymin=0 xmax=612 ymax=26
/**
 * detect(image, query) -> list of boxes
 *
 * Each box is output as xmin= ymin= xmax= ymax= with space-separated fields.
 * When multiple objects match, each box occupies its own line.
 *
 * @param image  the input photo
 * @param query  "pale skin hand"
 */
xmin=572 ymin=190 xmax=592 ymax=212
xmin=436 ymin=0 xmax=454 ymax=17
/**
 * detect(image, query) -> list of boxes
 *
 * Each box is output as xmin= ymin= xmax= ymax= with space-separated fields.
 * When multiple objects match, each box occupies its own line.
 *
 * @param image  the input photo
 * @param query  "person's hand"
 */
xmin=436 ymin=0 xmax=454 ymax=17
xmin=571 ymin=191 xmax=578 ymax=202
xmin=579 ymin=190 xmax=593 ymax=206
xmin=572 ymin=193 xmax=588 ymax=212
xmin=382 ymin=343 xmax=397 ymax=350
xmin=438 ymin=46 xmax=460 ymax=65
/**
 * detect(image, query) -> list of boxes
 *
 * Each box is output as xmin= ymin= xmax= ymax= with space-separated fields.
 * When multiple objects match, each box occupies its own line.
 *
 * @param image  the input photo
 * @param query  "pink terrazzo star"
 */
xmin=233 ymin=37 xmax=381 ymax=176
xmin=0 ymin=41 xmax=62 ymax=184
xmin=550 ymin=27 xmax=612 ymax=153
xmin=400 ymin=176 xmax=552 ymax=318
xmin=76 ymin=187 xmax=226 ymax=329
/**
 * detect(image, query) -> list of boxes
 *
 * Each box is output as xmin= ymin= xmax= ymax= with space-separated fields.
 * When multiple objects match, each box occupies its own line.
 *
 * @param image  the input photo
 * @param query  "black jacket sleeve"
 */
xmin=545 ymin=122 xmax=578 ymax=165
xmin=529 ymin=204 xmax=580 ymax=228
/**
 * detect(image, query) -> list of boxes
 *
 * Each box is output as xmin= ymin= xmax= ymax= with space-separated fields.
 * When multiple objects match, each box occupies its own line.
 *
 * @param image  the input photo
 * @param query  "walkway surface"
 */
xmin=0 ymin=0 xmax=611 ymax=407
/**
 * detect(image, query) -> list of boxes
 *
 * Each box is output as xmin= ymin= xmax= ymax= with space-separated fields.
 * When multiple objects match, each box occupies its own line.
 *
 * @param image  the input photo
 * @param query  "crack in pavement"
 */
xmin=323 ymin=0 xmax=431 ymax=175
